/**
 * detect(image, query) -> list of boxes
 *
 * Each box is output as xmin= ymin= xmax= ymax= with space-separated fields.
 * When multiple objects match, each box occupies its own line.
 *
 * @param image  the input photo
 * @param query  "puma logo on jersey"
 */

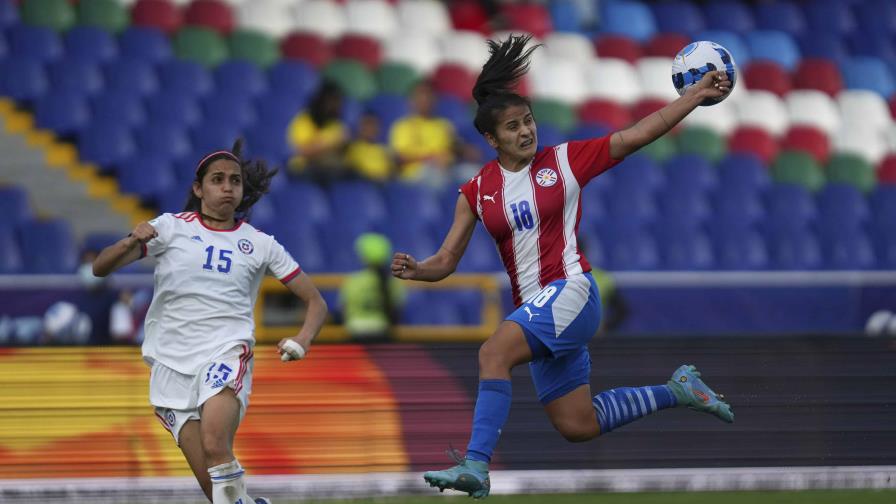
xmin=482 ymin=192 xmax=498 ymax=203
xmin=524 ymin=306 xmax=539 ymax=321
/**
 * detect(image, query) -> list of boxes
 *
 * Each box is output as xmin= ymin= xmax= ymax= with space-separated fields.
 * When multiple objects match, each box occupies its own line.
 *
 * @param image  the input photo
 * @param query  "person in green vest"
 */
xmin=340 ymin=233 xmax=406 ymax=342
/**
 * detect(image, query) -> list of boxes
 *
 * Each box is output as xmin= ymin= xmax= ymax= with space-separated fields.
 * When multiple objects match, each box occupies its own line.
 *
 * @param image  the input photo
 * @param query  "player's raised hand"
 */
xmin=391 ymin=252 xmax=418 ymax=280
xmin=687 ymin=70 xmax=731 ymax=100
xmin=129 ymin=222 xmax=158 ymax=244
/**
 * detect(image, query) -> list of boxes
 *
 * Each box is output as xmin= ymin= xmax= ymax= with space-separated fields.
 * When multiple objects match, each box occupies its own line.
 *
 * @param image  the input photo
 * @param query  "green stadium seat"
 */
xmin=173 ymin=27 xmax=228 ymax=68
xmin=228 ymin=29 xmax=279 ymax=68
xmin=826 ymin=153 xmax=877 ymax=193
xmin=77 ymin=0 xmax=128 ymax=33
xmin=677 ymin=127 xmax=725 ymax=163
xmin=531 ymin=99 xmax=576 ymax=133
xmin=21 ymin=0 xmax=75 ymax=32
xmin=376 ymin=62 xmax=420 ymax=96
xmin=639 ymin=134 xmax=678 ymax=163
xmin=772 ymin=150 xmax=825 ymax=192
xmin=323 ymin=59 xmax=377 ymax=101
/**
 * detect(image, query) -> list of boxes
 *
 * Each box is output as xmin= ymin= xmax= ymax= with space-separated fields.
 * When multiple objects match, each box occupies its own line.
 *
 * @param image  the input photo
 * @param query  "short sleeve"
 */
xmin=458 ymin=176 xmax=480 ymax=220
xmin=567 ymin=135 xmax=623 ymax=186
xmin=145 ymin=214 xmax=174 ymax=258
xmin=266 ymin=236 xmax=302 ymax=283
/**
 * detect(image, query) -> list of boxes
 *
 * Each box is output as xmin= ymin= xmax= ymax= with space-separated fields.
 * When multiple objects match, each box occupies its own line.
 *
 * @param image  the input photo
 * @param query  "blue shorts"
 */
xmin=506 ymin=273 xmax=602 ymax=404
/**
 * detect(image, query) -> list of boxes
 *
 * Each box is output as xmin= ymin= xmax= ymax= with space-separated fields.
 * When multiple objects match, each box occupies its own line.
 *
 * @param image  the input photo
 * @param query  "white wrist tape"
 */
xmin=281 ymin=340 xmax=306 ymax=362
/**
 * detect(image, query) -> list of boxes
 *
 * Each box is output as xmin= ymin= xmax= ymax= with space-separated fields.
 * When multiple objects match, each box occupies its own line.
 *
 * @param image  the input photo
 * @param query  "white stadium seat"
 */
xmin=837 ymin=89 xmax=892 ymax=134
xmin=531 ymin=59 xmax=588 ymax=104
xmin=344 ymin=0 xmax=399 ymax=41
xmin=440 ymin=30 xmax=490 ymax=73
xmin=682 ymin=98 xmax=739 ymax=136
xmin=887 ymin=124 xmax=896 ymax=154
xmin=735 ymin=90 xmax=789 ymax=136
xmin=396 ymin=0 xmax=451 ymax=37
xmin=292 ymin=0 xmax=346 ymax=40
xmin=238 ymin=0 xmax=294 ymax=38
xmin=543 ymin=32 xmax=596 ymax=67
xmin=834 ymin=125 xmax=889 ymax=164
xmin=584 ymin=58 xmax=642 ymax=105
xmin=785 ymin=89 xmax=841 ymax=137
xmin=384 ymin=32 xmax=441 ymax=74
xmin=637 ymin=57 xmax=680 ymax=101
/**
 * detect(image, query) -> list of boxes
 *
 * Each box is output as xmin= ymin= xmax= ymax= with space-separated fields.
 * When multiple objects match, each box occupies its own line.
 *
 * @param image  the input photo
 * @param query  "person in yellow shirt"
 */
xmin=344 ymin=111 xmax=395 ymax=181
xmin=388 ymin=81 xmax=457 ymax=180
xmin=287 ymin=81 xmax=349 ymax=181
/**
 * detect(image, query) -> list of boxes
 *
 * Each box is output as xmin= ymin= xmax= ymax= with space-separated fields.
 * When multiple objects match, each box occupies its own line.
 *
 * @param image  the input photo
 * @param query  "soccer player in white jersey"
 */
xmin=391 ymin=36 xmax=735 ymax=499
xmin=93 ymin=140 xmax=327 ymax=504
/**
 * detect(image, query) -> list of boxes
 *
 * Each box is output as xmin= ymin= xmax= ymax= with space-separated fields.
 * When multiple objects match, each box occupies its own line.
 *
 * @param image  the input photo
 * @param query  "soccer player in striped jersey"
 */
xmin=391 ymin=36 xmax=734 ymax=499
xmin=93 ymin=140 xmax=328 ymax=504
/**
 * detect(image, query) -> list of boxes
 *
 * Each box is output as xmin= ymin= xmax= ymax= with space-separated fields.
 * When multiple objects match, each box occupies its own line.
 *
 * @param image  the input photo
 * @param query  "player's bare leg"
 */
xmin=178 ymin=420 xmax=212 ymax=501
xmin=544 ymin=384 xmax=600 ymax=441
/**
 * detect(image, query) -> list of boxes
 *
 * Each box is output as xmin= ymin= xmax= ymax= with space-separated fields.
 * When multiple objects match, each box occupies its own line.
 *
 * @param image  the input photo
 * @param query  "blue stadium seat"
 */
xmin=386 ymin=225 xmax=438 ymax=264
xmin=35 ymin=90 xmax=90 ymax=137
xmin=0 ymin=186 xmax=32 ymax=229
xmin=703 ymin=0 xmax=754 ymax=33
xmin=711 ymin=225 xmax=769 ymax=270
xmin=0 ymin=226 xmax=23 ymax=274
xmin=654 ymin=222 xmax=715 ymax=270
xmin=550 ymin=0 xmax=586 ymax=33
xmin=191 ymin=122 xmax=243 ymax=155
xmin=118 ymin=26 xmax=172 ymax=64
xmin=118 ymin=156 xmax=176 ymax=205
xmin=0 ymin=0 xmax=18 ymax=30
xmin=243 ymin=196 xmax=277 ymax=232
xmin=745 ymin=30 xmax=801 ymax=71
xmin=136 ymin=121 xmax=192 ymax=163
xmin=754 ymin=0 xmax=806 ymax=36
xmin=766 ymin=227 xmax=822 ymax=270
xmin=568 ymin=123 xmax=612 ymax=143
xmin=711 ymin=189 xmax=766 ymax=227
xmin=656 ymin=185 xmax=711 ymax=225
xmin=579 ymin=232 xmax=606 ymax=268
xmin=91 ymin=91 xmax=146 ymax=129
xmin=255 ymin=92 xmax=308 ymax=132
xmin=664 ymin=154 xmax=718 ymax=193
xmin=47 ymin=59 xmax=103 ymax=96
xmin=613 ymin=154 xmax=663 ymax=194
xmin=329 ymin=181 xmax=388 ymax=232
xmin=848 ymin=32 xmax=896 ymax=76
xmin=64 ymin=26 xmax=117 ymax=64
xmin=456 ymin=225 xmax=503 ymax=272
xmin=602 ymin=223 xmax=659 ymax=271
xmin=82 ymin=232 xmax=124 ymax=254
xmin=214 ymin=60 xmax=268 ymax=99
xmin=271 ymin=181 xmax=331 ymax=231
xmin=841 ymin=57 xmax=896 ymax=97
xmin=157 ymin=60 xmax=214 ymax=98
xmin=7 ymin=24 xmax=62 ymax=63
xmin=320 ymin=225 xmax=363 ymax=272
xmin=804 ymin=0 xmax=856 ymax=36
xmin=146 ymin=91 xmax=201 ymax=129
xmin=606 ymin=184 xmax=657 ymax=226
xmin=366 ymin=93 xmax=411 ymax=141
xmin=817 ymin=183 xmax=870 ymax=230
xmin=798 ymin=32 xmax=849 ymax=67
xmin=765 ymin=184 xmax=818 ymax=228
xmin=693 ymin=30 xmax=751 ymax=66
xmin=579 ymin=182 xmax=609 ymax=235
xmin=0 ymin=30 xmax=6 ymax=59
xmin=266 ymin=61 xmax=320 ymax=102
xmin=0 ymin=58 xmax=48 ymax=103
xmin=600 ymin=0 xmax=657 ymax=42
xmin=384 ymin=182 xmax=442 ymax=233
xmin=853 ymin=0 xmax=896 ymax=38
xmin=651 ymin=1 xmax=705 ymax=36
xmin=18 ymin=219 xmax=78 ymax=273
xmin=717 ymin=153 xmax=770 ymax=195
xmin=820 ymin=229 xmax=876 ymax=270
xmin=435 ymin=94 xmax=471 ymax=132
xmin=450 ymin=290 xmax=484 ymax=325
xmin=103 ymin=59 xmax=159 ymax=97
xmin=244 ymin=126 xmax=291 ymax=166
xmin=157 ymin=188 xmax=188 ymax=214
xmin=870 ymin=186 xmax=896 ymax=228
xmin=536 ymin=123 xmax=567 ymax=148
xmin=202 ymin=91 xmax=257 ymax=129
xmin=78 ymin=122 xmax=136 ymax=170
xmin=341 ymin=94 xmax=363 ymax=133
xmin=273 ymin=224 xmax=328 ymax=273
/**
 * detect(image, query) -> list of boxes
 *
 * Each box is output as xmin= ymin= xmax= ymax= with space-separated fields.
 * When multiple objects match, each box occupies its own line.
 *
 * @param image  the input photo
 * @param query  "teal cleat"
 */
xmin=423 ymin=450 xmax=491 ymax=499
xmin=667 ymin=364 xmax=735 ymax=423
xmin=254 ymin=498 xmax=271 ymax=504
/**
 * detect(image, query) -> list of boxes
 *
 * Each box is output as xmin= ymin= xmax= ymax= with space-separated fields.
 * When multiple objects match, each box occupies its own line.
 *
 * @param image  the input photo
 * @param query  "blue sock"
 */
xmin=465 ymin=379 xmax=512 ymax=463
xmin=592 ymin=385 xmax=677 ymax=434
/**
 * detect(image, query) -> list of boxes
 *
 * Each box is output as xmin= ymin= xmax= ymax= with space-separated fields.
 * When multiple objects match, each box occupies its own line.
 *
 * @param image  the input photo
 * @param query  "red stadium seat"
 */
xmin=792 ymin=58 xmax=843 ymax=97
xmin=578 ymin=98 xmax=632 ymax=129
xmin=432 ymin=63 xmax=476 ymax=102
xmin=743 ymin=60 xmax=791 ymax=97
xmin=630 ymin=98 xmax=668 ymax=122
xmin=728 ymin=127 xmax=779 ymax=165
xmin=879 ymin=155 xmax=896 ymax=184
xmin=781 ymin=126 xmax=830 ymax=164
xmin=183 ymin=0 xmax=233 ymax=35
xmin=333 ymin=34 xmax=382 ymax=70
xmin=281 ymin=32 xmax=332 ymax=68
xmin=501 ymin=3 xmax=553 ymax=39
xmin=131 ymin=0 xmax=182 ymax=35
xmin=595 ymin=35 xmax=642 ymax=63
xmin=449 ymin=0 xmax=491 ymax=34
xmin=643 ymin=32 xmax=691 ymax=58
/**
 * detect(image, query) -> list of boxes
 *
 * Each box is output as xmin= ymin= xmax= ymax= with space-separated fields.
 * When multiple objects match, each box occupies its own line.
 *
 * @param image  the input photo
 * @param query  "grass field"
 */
xmin=286 ymin=490 xmax=896 ymax=504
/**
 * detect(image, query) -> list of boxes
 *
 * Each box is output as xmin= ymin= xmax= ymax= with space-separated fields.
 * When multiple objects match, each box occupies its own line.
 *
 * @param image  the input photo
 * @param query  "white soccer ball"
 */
xmin=671 ymin=40 xmax=737 ymax=106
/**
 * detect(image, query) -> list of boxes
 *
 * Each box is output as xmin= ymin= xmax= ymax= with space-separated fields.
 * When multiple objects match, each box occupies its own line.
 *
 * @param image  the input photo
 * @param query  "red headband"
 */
xmin=195 ymin=150 xmax=239 ymax=174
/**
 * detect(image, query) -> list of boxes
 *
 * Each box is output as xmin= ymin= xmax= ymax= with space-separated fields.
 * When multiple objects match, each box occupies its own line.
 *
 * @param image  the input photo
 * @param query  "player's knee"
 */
xmin=200 ymin=432 xmax=231 ymax=462
xmin=478 ymin=340 xmax=506 ymax=374
xmin=554 ymin=416 xmax=599 ymax=442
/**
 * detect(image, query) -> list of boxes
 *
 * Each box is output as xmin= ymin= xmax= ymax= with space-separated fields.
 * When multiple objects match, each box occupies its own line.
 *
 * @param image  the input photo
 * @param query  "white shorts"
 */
xmin=150 ymin=342 xmax=254 ymax=445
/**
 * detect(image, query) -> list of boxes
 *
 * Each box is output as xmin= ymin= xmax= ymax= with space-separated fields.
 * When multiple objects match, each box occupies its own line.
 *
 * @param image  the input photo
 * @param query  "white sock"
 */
xmin=207 ymin=459 xmax=254 ymax=504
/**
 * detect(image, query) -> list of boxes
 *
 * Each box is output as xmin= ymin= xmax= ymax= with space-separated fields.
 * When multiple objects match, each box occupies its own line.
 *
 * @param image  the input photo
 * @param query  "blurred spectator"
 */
xmin=340 ymin=233 xmax=406 ymax=342
xmin=287 ymin=81 xmax=349 ymax=182
xmin=344 ymin=111 xmax=395 ymax=181
xmin=591 ymin=268 xmax=629 ymax=333
xmin=389 ymin=81 xmax=456 ymax=182
xmin=77 ymin=250 xmax=105 ymax=290
xmin=109 ymin=289 xmax=137 ymax=343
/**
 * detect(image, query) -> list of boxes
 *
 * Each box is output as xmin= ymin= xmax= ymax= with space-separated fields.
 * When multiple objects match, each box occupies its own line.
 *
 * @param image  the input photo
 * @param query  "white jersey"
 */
xmin=140 ymin=211 xmax=301 ymax=374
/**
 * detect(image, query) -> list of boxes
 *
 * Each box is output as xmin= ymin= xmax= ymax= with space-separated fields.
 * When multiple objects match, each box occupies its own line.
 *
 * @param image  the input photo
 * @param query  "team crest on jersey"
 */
xmin=165 ymin=409 xmax=176 ymax=427
xmin=237 ymin=239 xmax=254 ymax=255
xmin=535 ymin=168 xmax=558 ymax=187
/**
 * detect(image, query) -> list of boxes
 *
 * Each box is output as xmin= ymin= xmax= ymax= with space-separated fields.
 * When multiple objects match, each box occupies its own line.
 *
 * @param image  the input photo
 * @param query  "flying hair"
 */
xmin=472 ymin=35 xmax=541 ymax=135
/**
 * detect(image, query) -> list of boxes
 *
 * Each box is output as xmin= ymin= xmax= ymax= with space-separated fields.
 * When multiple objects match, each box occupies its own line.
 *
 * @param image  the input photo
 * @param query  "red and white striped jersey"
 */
xmin=459 ymin=136 xmax=620 ymax=307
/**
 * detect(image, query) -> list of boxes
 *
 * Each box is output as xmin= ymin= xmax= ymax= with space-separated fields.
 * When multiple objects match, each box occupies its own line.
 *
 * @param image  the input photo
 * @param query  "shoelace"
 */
xmin=446 ymin=444 xmax=465 ymax=465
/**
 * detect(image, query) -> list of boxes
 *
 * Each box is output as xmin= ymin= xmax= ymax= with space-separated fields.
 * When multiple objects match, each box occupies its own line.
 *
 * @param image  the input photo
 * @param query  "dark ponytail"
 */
xmin=472 ymin=34 xmax=540 ymax=135
xmin=182 ymin=138 xmax=279 ymax=220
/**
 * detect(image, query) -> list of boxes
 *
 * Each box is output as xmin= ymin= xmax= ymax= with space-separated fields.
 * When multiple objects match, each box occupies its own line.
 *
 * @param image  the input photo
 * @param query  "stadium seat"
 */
xmin=18 ymin=219 xmax=78 ymax=274
xmin=643 ymin=32 xmax=690 ymax=58
xmin=735 ymin=90 xmax=789 ymax=136
xmin=136 ymin=121 xmax=191 ymax=163
xmin=784 ymin=90 xmax=840 ymax=136
xmin=501 ymin=2 xmax=552 ymax=38
xmin=431 ymin=64 xmax=475 ymax=102
xmin=255 ymin=92 xmax=307 ymax=132
xmin=630 ymin=97 xmax=669 ymax=123
xmin=190 ymin=120 xmax=242 ymax=153
xmin=657 ymin=182 xmax=712 ymax=223
xmin=323 ymin=59 xmax=377 ymax=101
xmin=103 ymin=59 xmax=158 ymax=97
xmin=766 ymin=227 xmax=822 ymax=270
xmin=848 ymin=31 xmax=896 ymax=76
xmin=531 ymin=60 xmax=588 ymax=104
xmin=272 ymin=181 xmax=331 ymax=231
xmin=281 ymin=32 xmax=332 ymax=68
xmin=712 ymin=187 xmax=766 ymax=228
xmin=781 ymin=126 xmax=830 ymax=165
xmin=0 ymin=0 xmax=18 ymax=30
xmin=805 ymin=0 xmax=856 ymax=35
xmin=213 ymin=60 xmax=267 ymax=99
xmin=798 ymin=32 xmax=849 ymax=67
xmin=118 ymin=155 xmax=176 ymax=204
xmin=118 ymin=26 xmax=172 ymax=64
xmin=0 ymin=226 xmax=24 ymax=274
xmin=681 ymin=98 xmax=738 ymax=136
xmin=396 ymin=0 xmax=451 ymax=37
xmin=183 ymin=0 xmax=234 ymax=35
xmin=64 ymin=26 xmax=117 ymax=64
xmin=547 ymin=0 xmax=587 ymax=33
xmin=47 ymin=59 xmax=103 ymax=97
xmin=743 ymin=61 xmax=791 ymax=97
xmin=449 ymin=0 xmax=490 ymax=34
xmin=694 ymin=29 xmax=751 ymax=67
xmin=602 ymin=224 xmax=660 ymax=271
xmin=703 ymin=0 xmax=754 ymax=33
xmin=613 ymin=154 xmax=664 ymax=195
xmin=826 ymin=154 xmax=877 ymax=193
xmin=382 ymin=32 xmax=440 ymax=75
xmin=228 ymin=28 xmax=279 ymax=68
xmin=676 ymin=127 xmax=725 ymax=163
xmin=765 ymin=183 xmax=818 ymax=231
xmin=544 ymin=32 xmax=595 ymax=66
xmin=146 ymin=90 xmax=201 ymax=129
xmin=792 ymin=58 xmax=843 ymax=97
xmin=77 ymin=0 xmax=128 ymax=33
xmin=157 ymin=59 xmax=214 ymax=97
xmin=817 ymin=183 xmax=870 ymax=230
xmin=334 ymin=34 xmax=382 ymax=70
xmin=833 ymin=125 xmax=889 ymax=166
xmin=594 ymin=35 xmax=642 ymax=64
xmin=585 ymin=58 xmax=642 ymax=105
xmin=717 ymin=153 xmax=771 ymax=195
xmin=837 ymin=90 xmax=892 ymax=134
xmin=771 ymin=151 xmax=824 ymax=192
xmin=853 ymin=0 xmax=896 ymax=37
xmin=34 ymin=90 xmax=90 ymax=137
xmin=344 ymin=0 xmax=398 ymax=41
xmin=21 ymin=0 xmax=75 ymax=32
xmin=236 ymin=0 xmax=292 ymax=38
xmin=600 ymin=0 xmax=657 ymax=42
xmin=0 ymin=58 xmax=48 ymax=103
xmin=637 ymin=57 xmax=679 ymax=101
xmin=745 ymin=30 xmax=801 ymax=71
xmin=891 ymin=95 xmax=896 ymax=122
xmin=650 ymin=1 xmax=704 ymax=36
xmin=81 ymin=232 xmax=126 ymax=255
xmin=711 ymin=225 xmax=769 ymax=270
xmin=7 ymin=24 xmax=63 ymax=63
xmin=879 ymin=155 xmax=896 ymax=185
xmin=577 ymin=98 xmax=631 ymax=130
xmin=728 ymin=127 xmax=778 ymax=165
xmin=291 ymin=0 xmax=347 ymax=40
xmin=276 ymin=225 xmax=328 ymax=273
xmin=531 ymin=99 xmax=576 ymax=133
xmin=871 ymin=185 xmax=896 ymax=226
xmin=0 ymin=186 xmax=33 ymax=229
xmin=841 ymin=57 xmax=896 ymax=98
xmin=131 ymin=0 xmax=183 ymax=35
xmin=754 ymin=0 xmax=806 ymax=36
xmin=664 ymin=153 xmax=717 ymax=192
xmin=366 ymin=93 xmax=410 ymax=139
xmin=79 ymin=121 xmax=137 ymax=170
xmin=820 ymin=228 xmax=876 ymax=270
xmin=439 ymin=30 xmax=489 ymax=73
xmin=434 ymin=94 xmax=471 ymax=131
xmin=384 ymin=181 xmax=442 ymax=233
xmin=654 ymin=223 xmax=715 ymax=270
xmin=91 ymin=91 xmax=146 ymax=128
xmin=173 ymin=26 xmax=228 ymax=68
xmin=244 ymin=126 xmax=291 ymax=165
xmin=377 ymin=62 xmax=420 ymax=96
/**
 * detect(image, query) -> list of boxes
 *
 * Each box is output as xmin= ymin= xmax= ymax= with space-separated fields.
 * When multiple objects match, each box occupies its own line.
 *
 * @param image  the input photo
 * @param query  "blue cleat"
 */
xmin=423 ymin=449 xmax=490 ymax=499
xmin=667 ymin=364 xmax=734 ymax=423
xmin=254 ymin=498 xmax=271 ymax=504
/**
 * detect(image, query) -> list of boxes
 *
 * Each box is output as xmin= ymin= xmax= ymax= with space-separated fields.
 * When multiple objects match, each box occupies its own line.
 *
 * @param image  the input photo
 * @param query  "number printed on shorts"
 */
xmin=205 ymin=362 xmax=233 ymax=389
xmin=532 ymin=286 xmax=558 ymax=308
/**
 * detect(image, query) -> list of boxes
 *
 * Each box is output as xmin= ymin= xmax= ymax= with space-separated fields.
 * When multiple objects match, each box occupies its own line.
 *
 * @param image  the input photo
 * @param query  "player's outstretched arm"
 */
xmin=278 ymin=272 xmax=328 ymax=361
xmin=609 ymin=70 xmax=730 ymax=159
xmin=93 ymin=222 xmax=157 ymax=277
xmin=392 ymin=194 xmax=477 ymax=282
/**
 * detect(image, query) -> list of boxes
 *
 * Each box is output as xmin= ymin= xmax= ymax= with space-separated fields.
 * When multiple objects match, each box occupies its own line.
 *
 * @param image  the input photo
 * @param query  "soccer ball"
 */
xmin=671 ymin=40 xmax=737 ymax=106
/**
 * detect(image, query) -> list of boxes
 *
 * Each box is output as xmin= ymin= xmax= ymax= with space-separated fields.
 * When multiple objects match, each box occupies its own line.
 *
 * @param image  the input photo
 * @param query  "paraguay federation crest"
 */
xmin=535 ymin=168 xmax=558 ymax=187
xmin=237 ymin=238 xmax=254 ymax=255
